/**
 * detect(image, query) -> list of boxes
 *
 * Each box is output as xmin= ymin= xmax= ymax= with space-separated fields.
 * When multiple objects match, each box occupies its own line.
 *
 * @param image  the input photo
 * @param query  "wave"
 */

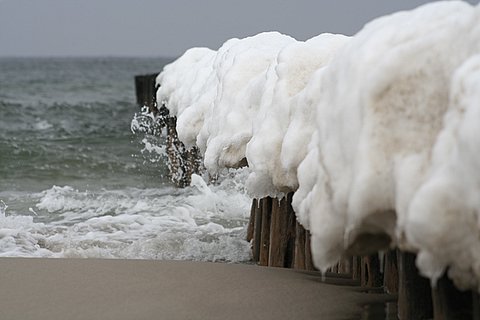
xmin=0 ymin=168 xmax=252 ymax=261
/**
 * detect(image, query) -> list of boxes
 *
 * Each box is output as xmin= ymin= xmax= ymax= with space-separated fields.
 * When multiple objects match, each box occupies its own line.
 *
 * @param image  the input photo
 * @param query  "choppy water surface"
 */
xmin=0 ymin=57 xmax=251 ymax=261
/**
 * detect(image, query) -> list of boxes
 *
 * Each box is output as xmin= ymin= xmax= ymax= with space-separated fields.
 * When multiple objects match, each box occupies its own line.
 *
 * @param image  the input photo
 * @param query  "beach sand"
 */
xmin=0 ymin=258 xmax=389 ymax=320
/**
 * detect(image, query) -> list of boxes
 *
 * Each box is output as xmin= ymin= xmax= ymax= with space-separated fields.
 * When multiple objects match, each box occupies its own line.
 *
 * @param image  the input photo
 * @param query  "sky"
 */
xmin=0 ymin=0 xmax=478 ymax=58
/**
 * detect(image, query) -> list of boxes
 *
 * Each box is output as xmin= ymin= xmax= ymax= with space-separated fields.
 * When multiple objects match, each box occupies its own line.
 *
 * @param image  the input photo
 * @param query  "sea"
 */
xmin=0 ymin=57 xmax=252 ymax=261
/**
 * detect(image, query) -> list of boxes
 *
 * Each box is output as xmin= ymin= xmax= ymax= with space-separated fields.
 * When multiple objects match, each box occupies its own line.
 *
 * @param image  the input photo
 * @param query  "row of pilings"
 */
xmin=246 ymin=194 xmax=479 ymax=319
xmin=135 ymin=73 xmax=480 ymax=320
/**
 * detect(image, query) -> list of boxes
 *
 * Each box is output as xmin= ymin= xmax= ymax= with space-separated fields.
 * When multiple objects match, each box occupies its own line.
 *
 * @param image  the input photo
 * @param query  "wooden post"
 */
xmin=285 ymin=193 xmax=297 ymax=268
xmin=252 ymin=199 xmax=262 ymax=263
xmin=338 ymin=257 xmax=352 ymax=275
xmin=163 ymin=115 xmax=202 ymax=188
xmin=432 ymin=273 xmax=473 ymax=320
xmin=259 ymin=197 xmax=272 ymax=266
xmin=305 ymin=231 xmax=316 ymax=271
xmin=384 ymin=250 xmax=399 ymax=294
xmin=268 ymin=198 xmax=284 ymax=267
xmin=332 ymin=263 xmax=339 ymax=274
xmin=247 ymin=200 xmax=255 ymax=242
xmin=361 ymin=254 xmax=382 ymax=288
xmin=397 ymin=251 xmax=433 ymax=320
xmin=294 ymin=221 xmax=306 ymax=269
xmin=352 ymin=256 xmax=361 ymax=281
xmin=268 ymin=195 xmax=296 ymax=267
xmin=135 ymin=75 xmax=202 ymax=188
xmin=473 ymin=290 xmax=480 ymax=320
xmin=134 ymin=73 xmax=159 ymax=114
xmin=165 ymin=116 xmax=186 ymax=186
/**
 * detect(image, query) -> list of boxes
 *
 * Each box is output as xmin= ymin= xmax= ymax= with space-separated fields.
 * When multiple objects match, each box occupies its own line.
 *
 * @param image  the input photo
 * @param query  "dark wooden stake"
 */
xmin=134 ymin=73 xmax=159 ymax=114
xmin=268 ymin=194 xmax=296 ymax=267
xmin=259 ymin=197 xmax=272 ymax=266
xmin=247 ymin=200 xmax=255 ymax=242
xmin=361 ymin=254 xmax=383 ymax=288
xmin=384 ymin=250 xmax=399 ymax=294
xmin=252 ymin=199 xmax=262 ymax=263
xmin=352 ymin=256 xmax=361 ymax=281
xmin=305 ymin=231 xmax=316 ymax=271
xmin=397 ymin=251 xmax=433 ymax=320
xmin=432 ymin=273 xmax=473 ymax=320
xmin=473 ymin=290 xmax=480 ymax=320
xmin=294 ymin=221 xmax=306 ymax=269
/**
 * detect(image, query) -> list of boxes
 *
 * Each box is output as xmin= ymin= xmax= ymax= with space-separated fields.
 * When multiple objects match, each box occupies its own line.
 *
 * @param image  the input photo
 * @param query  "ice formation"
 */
xmin=406 ymin=55 xmax=480 ymax=289
xmin=246 ymin=34 xmax=350 ymax=198
xmin=295 ymin=0 xmax=480 ymax=272
xmin=157 ymin=1 xmax=480 ymax=290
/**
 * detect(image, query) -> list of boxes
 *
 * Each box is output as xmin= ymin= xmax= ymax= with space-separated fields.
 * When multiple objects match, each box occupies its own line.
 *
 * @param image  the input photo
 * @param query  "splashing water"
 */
xmin=0 ymin=57 xmax=252 ymax=262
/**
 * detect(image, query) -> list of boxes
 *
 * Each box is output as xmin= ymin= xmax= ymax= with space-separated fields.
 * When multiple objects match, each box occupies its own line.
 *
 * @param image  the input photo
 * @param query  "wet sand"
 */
xmin=0 ymin=258 xmax=388 ymax=320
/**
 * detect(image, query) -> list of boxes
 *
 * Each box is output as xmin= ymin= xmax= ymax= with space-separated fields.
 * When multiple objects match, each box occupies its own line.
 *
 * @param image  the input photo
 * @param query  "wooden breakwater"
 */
xmin=135 ymin=74 xmax=480 ymax=320
xmin=246 ymin=195 xmax=480 ymax=320
xmin=246 ymin=194 xmax=315 ymax=270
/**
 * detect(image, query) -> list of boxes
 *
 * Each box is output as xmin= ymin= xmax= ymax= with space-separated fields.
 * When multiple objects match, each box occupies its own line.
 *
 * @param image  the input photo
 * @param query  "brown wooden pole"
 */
xmin=294 ymin=221 xmax=307 ymax=270
xmin=432 ymin=273 xmax=473 ymax=320
xmin=252 ymin=199 xmax=262 ymax=263
xmin=397 ymin=251 xmax=433 ymax=320
xmin=332 ymin=264 xmax=339 ymax=274
xmin=361 ymin=254 xmax=382 ymax=287
xmin=134 ymin=73 xmax=159 ymax=114
xmin=259 ymin=197 xmax=272 ymax=266
xmin=383 ymin=250 xmax=399 ymax=294
xmin=268 ymin=195 xmax=297 ymax=268
xmin=338 ymin=257 xmax=352 ymax=275
xmin=352 ymin=256 xmax=361 ymax=280
xmin=246 ymin=200 xmax=255 ymax=242
xmin=269 ymin=197 xmax=287 ymax=267
xmin=285 ymin=192 xmax=297 ymax=268
xmin=305 ymin=231 xmax=316 ymax=271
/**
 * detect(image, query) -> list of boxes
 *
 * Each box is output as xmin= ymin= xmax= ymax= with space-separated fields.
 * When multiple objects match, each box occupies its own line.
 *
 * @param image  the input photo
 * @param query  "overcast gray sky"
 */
xmin=0 ymin=0 xmax=478 ymax=58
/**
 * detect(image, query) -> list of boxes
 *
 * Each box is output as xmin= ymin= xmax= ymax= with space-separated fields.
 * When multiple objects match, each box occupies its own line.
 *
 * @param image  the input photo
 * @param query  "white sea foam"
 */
xmin=33 ymin=119 xmax=53 ymax=130
xmin=0 ymin=168 xmax=252 ymax=262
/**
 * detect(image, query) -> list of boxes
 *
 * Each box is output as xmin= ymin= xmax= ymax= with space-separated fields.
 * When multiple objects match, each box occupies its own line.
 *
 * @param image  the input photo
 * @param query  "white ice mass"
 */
xmin=156 ymin=1 xmax=480 ymax=290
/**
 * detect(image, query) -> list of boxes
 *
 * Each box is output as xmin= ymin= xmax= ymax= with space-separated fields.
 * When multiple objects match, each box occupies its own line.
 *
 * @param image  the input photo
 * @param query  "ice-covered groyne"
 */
xmin=153 ymin=1 xmax=480 ymax=318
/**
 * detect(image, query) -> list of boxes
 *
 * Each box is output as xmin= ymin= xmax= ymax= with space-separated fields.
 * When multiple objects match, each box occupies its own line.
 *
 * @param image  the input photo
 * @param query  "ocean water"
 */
xmin=0 ymin=57 xmax=251 ymax=261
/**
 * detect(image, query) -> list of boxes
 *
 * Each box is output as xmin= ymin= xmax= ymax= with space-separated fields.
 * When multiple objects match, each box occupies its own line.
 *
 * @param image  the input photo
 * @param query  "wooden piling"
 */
xmin=294 ymin=221 xmax=306 ymax=270
xmin=135 ymin=76 xmax=202 ymax=188
xmin=163 ymin=114 xmax=202 ymax=187
xmin=247 ymin=200 xmax=256 ymax=243
xmin=338 ymin=257 xmax=352 ymax=275
xmin=252 ymin=199 xmax=262 ymax=263
xmin=473 ymin=290 xmax=480 ymax=320
xmin=383 ymin=250 xmax=399 ymax=294
xmin=268 ymin=194 xmax=296 ymax=268
xmin=361 ymin=254 xmax=383 ymax=288
xmin=397 ymin=251 xmax=433 ymax=320
xmin=305 ymin=231 xmax=316 ymax=271
xmin=432 ymin=273 xmax=473 ymax=320
xmin=352 ymin=256 xmax=362 ymax=281
xmin=134 ymin=73 xmax=159 ymax=114
xmin=259 ymin=197 xmax=272 ymax=266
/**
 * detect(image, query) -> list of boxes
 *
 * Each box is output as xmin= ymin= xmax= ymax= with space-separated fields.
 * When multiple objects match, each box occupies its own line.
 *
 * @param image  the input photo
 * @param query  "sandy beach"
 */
xmin=0 ymin=258 xmax=390 ymax=320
